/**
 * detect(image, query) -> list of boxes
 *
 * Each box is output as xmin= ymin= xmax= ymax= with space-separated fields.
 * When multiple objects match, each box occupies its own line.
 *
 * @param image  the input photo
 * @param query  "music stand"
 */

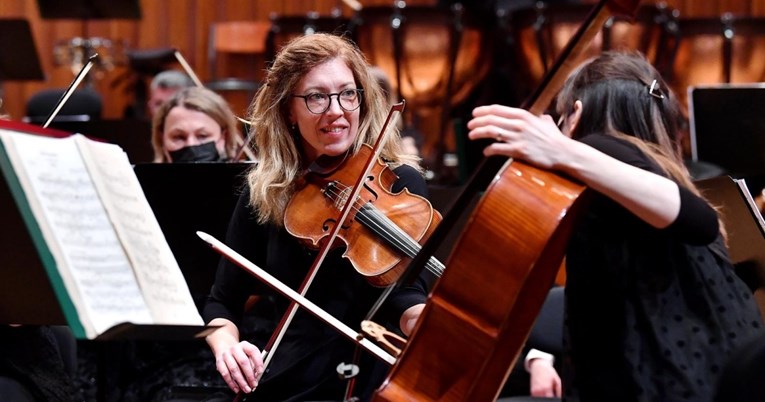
xmin=36 ymin=0 xmax=141 ymax=20
xmin=0 ymin=19 xmax=44 ymax=82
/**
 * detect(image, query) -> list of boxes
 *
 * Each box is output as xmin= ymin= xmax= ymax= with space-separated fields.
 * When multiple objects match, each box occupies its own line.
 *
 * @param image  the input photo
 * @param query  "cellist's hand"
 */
xmin=467 ymin=105 xmax=576 ymax=170
xmin=528 ymin=358 xmax=562 ymax=397
xmin=207 ymin=318 xmax=264 ymax=393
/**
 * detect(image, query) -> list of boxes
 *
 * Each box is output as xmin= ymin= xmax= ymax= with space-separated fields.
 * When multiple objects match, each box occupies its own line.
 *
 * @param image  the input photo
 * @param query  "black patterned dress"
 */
xmin=561 ymin=134 xmax=764 ymax=402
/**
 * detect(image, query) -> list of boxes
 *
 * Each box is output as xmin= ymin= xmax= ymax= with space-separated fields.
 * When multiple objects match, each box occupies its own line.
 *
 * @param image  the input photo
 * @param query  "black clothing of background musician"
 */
xmin=0 ymin=326 xmax=79 ymax=402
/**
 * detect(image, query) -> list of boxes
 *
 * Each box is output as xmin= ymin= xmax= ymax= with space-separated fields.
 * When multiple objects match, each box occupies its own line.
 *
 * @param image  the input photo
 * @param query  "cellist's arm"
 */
xmin=468 ymin=105 xmax=681 ymax=228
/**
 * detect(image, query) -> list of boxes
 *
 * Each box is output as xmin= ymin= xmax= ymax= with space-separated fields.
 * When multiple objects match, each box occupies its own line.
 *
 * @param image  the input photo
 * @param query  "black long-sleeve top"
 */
xmin=204 ymin=164 xmax=430 ymax=402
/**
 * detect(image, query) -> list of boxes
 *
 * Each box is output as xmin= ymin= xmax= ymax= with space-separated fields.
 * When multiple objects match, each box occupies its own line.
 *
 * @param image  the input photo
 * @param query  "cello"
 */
xmin=372 ymin=0 xmax=639 ymax=400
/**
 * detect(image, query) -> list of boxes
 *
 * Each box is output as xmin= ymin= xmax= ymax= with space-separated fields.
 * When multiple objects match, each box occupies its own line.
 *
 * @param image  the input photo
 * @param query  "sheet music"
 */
xmin=75 ymin=135 xmax=202 ymax=325
xmin=0 ymin=130 xmax=152 ymax=337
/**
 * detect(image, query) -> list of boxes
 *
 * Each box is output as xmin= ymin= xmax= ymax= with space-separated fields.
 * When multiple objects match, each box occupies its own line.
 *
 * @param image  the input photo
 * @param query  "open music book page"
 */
xmin=0 ymin=130 xmax=203 ymax=339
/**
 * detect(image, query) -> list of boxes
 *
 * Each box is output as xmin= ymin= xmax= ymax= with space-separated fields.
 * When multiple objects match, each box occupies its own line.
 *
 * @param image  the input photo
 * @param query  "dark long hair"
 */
xmin=556 ymin=51 xmax=695 ymax=193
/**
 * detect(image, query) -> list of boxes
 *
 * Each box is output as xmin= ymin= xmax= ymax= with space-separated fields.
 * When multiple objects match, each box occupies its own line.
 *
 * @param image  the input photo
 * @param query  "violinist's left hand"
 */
xmin=467 ymin=105 xmax=575 ymax=170
xmin=400 ymin=303 xmax=425 ymax=337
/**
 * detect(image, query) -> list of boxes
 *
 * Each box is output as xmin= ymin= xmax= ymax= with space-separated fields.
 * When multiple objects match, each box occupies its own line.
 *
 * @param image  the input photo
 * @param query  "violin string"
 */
xmin=322 ymin=184 xmax=421 ymax=261
xmin=322 ymin=183 xmax=445 ymax=276
xmin=325 ymin=186 xmax=424 ymax=266
xmin=322 ymin=185 xmax=417 ymax=257
xmin=323 ymin=184 xmax=445 ymax=279
xmin=322 ymin=183 xmax=445 ymax=277
xmin=357 ymin=205 xmax=445 ymax=277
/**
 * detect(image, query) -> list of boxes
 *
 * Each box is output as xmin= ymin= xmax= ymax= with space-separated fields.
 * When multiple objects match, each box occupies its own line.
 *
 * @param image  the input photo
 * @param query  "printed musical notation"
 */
xmin=0 ymin=130 xmax=203 ymax=338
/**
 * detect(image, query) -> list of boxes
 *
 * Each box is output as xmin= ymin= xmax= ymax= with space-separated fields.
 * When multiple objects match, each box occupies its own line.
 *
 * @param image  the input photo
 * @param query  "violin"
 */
xmin=284 ymin=144 xmax=444 ymax=287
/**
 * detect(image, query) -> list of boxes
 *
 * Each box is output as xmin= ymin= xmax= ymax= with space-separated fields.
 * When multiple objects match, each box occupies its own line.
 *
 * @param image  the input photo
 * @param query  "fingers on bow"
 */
xmin=219 ymin=345 xmax=261 ymax=394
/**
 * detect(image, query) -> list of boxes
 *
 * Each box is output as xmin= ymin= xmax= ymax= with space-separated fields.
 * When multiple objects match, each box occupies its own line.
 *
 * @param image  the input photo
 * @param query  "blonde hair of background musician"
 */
xmin=151 ymin=86 xmax=240 ymax=162
xmin=245 ymin=33 xmax=421 ymax=226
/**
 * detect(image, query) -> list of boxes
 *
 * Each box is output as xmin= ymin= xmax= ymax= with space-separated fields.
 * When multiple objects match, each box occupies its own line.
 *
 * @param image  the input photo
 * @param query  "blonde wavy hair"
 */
xmin=245 ymin=33 xmax=421 ymax=226
xmin=151 ymin=86 xmax=240 ymax=162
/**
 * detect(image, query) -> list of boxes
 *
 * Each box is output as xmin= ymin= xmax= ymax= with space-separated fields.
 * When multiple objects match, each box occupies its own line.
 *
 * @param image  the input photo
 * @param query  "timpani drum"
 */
xmin=506 ymin=2 xmax=676 ymax=101
xmin=350 ymin=3 xmax=493 ymax=174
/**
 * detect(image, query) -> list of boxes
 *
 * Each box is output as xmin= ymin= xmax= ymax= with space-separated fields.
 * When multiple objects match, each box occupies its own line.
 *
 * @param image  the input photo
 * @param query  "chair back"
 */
xmin=207 ymin=20 xmax=271 ymax=82
xmin=24 ymin=88 xmax=102 ymax=124
xmin=206 ymin=20 xmax=270 ymax=116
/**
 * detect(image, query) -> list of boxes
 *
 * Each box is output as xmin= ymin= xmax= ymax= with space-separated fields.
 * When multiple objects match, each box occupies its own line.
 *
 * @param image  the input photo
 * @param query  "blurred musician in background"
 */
xmin=468 ymin=51 xmax=764 ymax=402
xmin=147 ymin=69 xmax=194 ymax=118
xmin=151 ymin=86 xmax=241 ymax=163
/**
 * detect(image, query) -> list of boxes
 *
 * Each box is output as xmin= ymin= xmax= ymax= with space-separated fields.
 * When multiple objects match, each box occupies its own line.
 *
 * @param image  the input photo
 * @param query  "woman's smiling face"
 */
xmin=289 ymin=58 xmax=360 ymax=162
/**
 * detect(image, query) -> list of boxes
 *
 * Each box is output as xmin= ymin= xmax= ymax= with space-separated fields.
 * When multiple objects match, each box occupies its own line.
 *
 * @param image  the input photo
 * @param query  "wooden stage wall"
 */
xmin=1 ymin=0 xmax=765 ymax=125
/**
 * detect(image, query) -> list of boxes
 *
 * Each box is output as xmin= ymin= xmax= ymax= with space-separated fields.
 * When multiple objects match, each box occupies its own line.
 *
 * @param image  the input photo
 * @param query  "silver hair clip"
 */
xmin=648 ymin=79 xmax=665 ymax=99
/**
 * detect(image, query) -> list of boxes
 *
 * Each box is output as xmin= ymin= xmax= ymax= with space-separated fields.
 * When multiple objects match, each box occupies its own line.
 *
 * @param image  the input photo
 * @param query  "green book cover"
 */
xmin=0 ymin=135 xmax=86 ymax=337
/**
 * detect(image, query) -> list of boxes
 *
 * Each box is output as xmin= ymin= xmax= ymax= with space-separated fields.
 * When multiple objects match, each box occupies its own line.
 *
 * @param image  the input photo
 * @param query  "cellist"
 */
xmin=468 ymin=51 xmax=765 ymax=402
xmin=202 ymin=33 xmax=430 ymax=401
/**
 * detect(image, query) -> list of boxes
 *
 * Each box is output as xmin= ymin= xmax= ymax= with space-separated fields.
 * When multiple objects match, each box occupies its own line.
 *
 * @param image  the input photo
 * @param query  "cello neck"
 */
xmin=525 ymin=0 xmax=641 ymax=114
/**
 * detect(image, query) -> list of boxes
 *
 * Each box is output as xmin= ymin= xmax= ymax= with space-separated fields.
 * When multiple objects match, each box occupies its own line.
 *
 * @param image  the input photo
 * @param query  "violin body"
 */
xmin=284 ymin=144 xmax=441 ymax=287
xmin=374 ymin=159 xmax=589 ymax=401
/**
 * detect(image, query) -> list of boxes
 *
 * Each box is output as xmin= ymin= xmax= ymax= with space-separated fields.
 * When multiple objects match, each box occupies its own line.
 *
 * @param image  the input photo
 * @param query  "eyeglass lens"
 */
xmin=304 ymin=89 xmax=361 ymax=113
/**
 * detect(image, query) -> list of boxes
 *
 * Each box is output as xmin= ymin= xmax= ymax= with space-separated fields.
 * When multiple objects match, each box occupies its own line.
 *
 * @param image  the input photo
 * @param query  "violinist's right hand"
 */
xmin=206 ymin=318 xmax=264 ymax=394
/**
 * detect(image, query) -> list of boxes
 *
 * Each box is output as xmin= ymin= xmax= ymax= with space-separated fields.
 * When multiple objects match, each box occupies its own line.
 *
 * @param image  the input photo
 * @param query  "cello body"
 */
xmin=373 ymin=159 xmax=589 ymax=401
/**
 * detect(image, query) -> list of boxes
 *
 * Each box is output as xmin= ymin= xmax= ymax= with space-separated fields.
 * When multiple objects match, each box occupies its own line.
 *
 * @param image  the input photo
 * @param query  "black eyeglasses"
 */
xmin=292 ymin=88 xmax=364 ymax=114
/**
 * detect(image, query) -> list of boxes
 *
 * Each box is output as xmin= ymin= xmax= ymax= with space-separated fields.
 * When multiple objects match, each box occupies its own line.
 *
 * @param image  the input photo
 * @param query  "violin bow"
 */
xmin=173 ymin=49 xmax=258 ymax=162
xmin=196 ymin=231 xmax=395 ymax=364
xmin=42 ymin=54 xmax=100 ymax=129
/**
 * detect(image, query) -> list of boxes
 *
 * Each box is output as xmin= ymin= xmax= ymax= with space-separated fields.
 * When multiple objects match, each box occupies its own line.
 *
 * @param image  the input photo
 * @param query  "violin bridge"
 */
xmin=360 ymin=320 xmax=406 ymax=357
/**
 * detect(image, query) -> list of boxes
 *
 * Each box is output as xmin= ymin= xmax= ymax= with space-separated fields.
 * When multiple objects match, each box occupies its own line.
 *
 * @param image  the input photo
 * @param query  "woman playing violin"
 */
xmin=203 ymin=33 xmax=429 ymax=401
xmin=468 ymin=51 xmax=764 ymax=402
